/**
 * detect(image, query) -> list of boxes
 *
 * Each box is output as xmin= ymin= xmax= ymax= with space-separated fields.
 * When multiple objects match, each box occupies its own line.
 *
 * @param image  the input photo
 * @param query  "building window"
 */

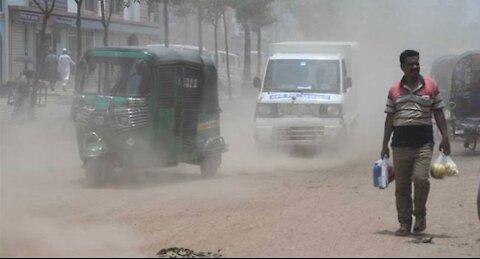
xmin=147 ymin=0 xmax=160 ymax=22
xmin=112 ymin=0 xmax=123 ymax=15
xmin=85 ymin=0 xmax=96 ymax=12
xmin=148 ymin=0 xmax=159 ymax=15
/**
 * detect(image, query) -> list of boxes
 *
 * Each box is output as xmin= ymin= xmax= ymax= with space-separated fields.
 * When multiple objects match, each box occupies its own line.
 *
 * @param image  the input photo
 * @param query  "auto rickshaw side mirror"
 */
xmin=253 ymin=77 xmax=261 ymax=89
xmin=448 ymin=101 xmax=457 ymax=110
xmin=136 ymin=60 xmax=150 ymax=77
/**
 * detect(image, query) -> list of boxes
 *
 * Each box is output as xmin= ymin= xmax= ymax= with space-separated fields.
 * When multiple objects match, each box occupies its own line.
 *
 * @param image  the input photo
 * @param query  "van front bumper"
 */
xmin=254 ymin=117 xmax=345 ymax=146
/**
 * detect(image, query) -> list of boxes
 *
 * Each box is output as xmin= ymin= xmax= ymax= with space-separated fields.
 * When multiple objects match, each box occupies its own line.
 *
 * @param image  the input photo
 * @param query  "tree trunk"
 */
xmin=214 ymin=19 xmax=218 ymax=66
xmin=198 ymin=6 xmax=203 ymax=56
xmin=163 ymin=0 xmax=169 ymax=47
xmin=76 ymin=1 xmax=82 ymax=62
xmin=103 ymin=28 xmax=109 ymax=47
xmin=256 ymin=26 xmax=261 ymax=77
xmin=242 ymin=22 xmax=251 ymax=90
xmin=223 ymin=12 xmax=232 ymax=100
xmin=100 ymin=0 xmax=113 ymax=47
xmin=29 ymin=0 xmax=57 ymax=118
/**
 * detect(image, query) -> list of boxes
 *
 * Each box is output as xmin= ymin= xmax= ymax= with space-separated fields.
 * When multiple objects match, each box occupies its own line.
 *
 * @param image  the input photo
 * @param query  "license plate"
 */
xmin=455 ymin=129 xmax=465 ymax=135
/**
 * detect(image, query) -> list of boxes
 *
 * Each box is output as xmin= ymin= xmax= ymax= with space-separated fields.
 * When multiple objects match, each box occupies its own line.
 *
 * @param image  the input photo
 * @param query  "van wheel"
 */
xmin=85 ymin=157 xmax=112 ymax=187
xmin=200 ymin=152 xmax=222 ymax=177
xmin=290 ymin=146 xmax=316 ymax=158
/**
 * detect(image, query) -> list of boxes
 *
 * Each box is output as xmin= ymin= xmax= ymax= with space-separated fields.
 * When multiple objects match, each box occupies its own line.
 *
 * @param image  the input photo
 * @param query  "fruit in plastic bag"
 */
xmin=431 ymin=153 xmax=460 ymax=179
xmin=431 ymin=163 xmax=447 ymax=179
xmin=445 ymin=161 xmax=459 ymax=176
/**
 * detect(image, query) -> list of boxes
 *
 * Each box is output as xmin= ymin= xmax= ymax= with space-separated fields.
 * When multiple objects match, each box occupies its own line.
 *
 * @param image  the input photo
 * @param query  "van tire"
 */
xmin=200 ymin=152 xmax=222 ymax=178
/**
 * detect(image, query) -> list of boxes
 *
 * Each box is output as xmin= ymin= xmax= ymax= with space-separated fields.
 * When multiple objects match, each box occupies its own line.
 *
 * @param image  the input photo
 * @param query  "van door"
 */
xmin=341 ymin=59 xmax=357 ymax=133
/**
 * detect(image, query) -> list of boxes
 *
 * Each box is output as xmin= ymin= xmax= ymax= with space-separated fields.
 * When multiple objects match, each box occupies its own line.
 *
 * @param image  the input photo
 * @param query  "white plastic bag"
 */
xmin=379 ymin=157 xmax=389 ymax=189
xmin=431 ymin=153 xmax=460 ymax=179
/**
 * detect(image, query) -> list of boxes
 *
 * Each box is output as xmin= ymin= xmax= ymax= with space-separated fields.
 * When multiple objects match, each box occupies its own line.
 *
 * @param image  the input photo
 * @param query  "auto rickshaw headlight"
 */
xmin=118 ymin=116 xmax=130 ymax=127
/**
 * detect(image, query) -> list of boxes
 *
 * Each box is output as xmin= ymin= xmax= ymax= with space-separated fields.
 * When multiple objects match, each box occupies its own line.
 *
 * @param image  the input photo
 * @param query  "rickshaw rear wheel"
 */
xmin=85 ymin=157 xmax=113 ymax=187
xmin=200 ymin=152 xmax=222 ymax=177
xmin=477 ymin=183 xmax=480 ymax=221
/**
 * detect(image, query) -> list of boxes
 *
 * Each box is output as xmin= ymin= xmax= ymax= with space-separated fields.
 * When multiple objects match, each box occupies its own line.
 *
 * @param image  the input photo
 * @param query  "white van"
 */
xmin=253 ymin=42 xmax=359 ymax=149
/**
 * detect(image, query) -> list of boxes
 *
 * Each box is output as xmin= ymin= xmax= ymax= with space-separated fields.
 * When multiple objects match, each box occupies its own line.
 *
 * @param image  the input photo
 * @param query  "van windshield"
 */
xmin=264 ymin=59 xmax=340 ymax=94
xmin=79 ymin=57 xmax=152 ymax=96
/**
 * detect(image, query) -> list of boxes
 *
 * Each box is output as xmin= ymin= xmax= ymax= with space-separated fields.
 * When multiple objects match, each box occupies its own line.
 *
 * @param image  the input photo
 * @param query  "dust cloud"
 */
xmin=1 ymin=0 xmax=479 ymax=257
xmin=225 ymin=0 xmax=480 ymax=172
xmin=267 ymin=0 xmax=479 ymax=150
xmin=2 ymin=218 xmax=143 ymax=258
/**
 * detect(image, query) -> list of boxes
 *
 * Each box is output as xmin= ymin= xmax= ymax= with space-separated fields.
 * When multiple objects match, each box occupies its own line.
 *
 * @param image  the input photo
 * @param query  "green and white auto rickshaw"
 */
xmin=72 ymin=46 xmax=227 ymax=186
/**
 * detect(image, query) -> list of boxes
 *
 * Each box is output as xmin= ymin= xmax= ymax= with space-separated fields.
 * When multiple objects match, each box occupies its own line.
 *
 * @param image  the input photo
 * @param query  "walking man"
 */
xmin=381 ymin=49 xmax=451 ymax=236
xmin=45 ymin=49 xmax=58 ymax=91
xmin=57 ymin=48 xmax=75 ymax=91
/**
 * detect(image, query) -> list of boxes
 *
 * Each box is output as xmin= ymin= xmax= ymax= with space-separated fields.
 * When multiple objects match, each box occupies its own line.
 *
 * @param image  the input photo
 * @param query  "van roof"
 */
xmin=217 ymin=50 xmax=241 ymax=57
xmin=270 ymin=53 xmax=343 ymax=61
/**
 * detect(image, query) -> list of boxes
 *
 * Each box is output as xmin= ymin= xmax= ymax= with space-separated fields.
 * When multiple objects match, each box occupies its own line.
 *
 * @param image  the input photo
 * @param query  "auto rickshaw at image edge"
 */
xmin=431 ymin=50 xmax=480 ymax=151
xmin=71 ymin=46 xmax=227 ymax=186
xmin=449 ymin=50 xmax=480 ymax=151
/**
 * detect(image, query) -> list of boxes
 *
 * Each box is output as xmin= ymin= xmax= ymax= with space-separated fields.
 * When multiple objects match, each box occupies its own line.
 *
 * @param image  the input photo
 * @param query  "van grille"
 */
xmin=273 ymin=126 xmax=325 ymax=141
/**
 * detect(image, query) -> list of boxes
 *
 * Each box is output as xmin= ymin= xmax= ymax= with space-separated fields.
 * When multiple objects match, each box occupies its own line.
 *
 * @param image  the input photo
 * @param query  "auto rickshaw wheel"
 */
xmin=477 ymin=183 xmax=480 ymax=221
xmin=85 ymin=157 xmax=113 ymax=187
xmin=200 ymin=151 xmax=222 ymax=177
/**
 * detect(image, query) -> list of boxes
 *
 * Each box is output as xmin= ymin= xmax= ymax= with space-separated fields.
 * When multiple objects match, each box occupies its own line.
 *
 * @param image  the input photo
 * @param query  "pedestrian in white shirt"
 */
xmin=57 ymin=48 xmax=75 ymax=91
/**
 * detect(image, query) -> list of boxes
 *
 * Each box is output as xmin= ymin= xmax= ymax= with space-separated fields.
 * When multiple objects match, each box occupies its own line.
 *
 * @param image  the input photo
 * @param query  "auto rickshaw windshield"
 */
xmin=79 ymin=57 xmax=152 ymax=96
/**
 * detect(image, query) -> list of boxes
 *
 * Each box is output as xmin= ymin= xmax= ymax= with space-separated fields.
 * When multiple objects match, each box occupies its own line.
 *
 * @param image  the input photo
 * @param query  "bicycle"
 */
xmin=9 ymin=70 xmax=34 ymax=118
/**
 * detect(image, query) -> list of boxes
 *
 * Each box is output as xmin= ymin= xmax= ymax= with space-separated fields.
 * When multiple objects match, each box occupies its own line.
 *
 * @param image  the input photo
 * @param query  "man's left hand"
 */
xmin=440 ymin=137 xmax=451 ymax=156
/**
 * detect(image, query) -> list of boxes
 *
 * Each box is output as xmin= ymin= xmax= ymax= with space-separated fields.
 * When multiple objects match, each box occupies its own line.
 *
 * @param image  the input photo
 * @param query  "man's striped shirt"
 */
xmin=385 ymin=76 xmax=444 ymax=147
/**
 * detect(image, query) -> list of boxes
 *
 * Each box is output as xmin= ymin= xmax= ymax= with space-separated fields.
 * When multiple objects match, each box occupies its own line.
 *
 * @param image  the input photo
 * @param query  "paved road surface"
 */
xmin=1 ymin=93 xmax=479 ymax=257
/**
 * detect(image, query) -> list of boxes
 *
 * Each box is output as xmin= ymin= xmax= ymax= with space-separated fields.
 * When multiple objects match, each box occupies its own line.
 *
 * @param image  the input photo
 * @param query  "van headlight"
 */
xmin=327 ymin=106 xmax=341 ymax=117
xmin=256 ymin=104 xmax=277 ymax=118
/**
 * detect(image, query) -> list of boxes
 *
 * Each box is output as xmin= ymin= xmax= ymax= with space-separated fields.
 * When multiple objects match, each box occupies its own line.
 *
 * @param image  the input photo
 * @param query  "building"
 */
xmin=2 ymin=0 xmax=160 ymax=83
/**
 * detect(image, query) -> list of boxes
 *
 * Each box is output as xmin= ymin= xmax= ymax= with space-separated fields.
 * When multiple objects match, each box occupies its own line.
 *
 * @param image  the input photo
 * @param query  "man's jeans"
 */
xmin=393 ymin=143 xmax=433 ymax=224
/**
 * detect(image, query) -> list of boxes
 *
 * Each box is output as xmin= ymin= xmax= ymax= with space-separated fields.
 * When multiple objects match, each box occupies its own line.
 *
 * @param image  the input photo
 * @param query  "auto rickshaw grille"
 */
xmin=182 ymin=67 xmax=202 ymax=152
xmin=114 ymin=106 xmax=149 ymax=131
xmin=158 ymin=66 xmax=176 ymax=108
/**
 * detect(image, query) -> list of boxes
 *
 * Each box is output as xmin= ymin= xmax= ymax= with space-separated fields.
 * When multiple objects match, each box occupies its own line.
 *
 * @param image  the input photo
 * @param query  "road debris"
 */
xmin=157 ymin=248 xmax=222 ymax=258
xmin=408 ymin=236 xmax=434 ymax=244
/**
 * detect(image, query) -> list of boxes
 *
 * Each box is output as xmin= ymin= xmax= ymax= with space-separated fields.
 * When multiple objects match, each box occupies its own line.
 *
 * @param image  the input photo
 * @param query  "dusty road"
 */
xmin=1 ymin=93 xmax=479 ymax=258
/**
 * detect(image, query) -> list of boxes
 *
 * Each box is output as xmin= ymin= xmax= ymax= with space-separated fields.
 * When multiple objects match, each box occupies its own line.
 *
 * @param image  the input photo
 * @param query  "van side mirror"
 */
xmin=253 ymin=77 xmax=261 ymax=89
xmin=344 ymin=77 xmax=352 ymax=91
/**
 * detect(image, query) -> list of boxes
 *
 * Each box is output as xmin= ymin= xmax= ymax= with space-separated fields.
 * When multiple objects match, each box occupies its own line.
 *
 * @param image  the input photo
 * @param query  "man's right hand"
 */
xmin=381 ymin=145 xmax=390 ymax=159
